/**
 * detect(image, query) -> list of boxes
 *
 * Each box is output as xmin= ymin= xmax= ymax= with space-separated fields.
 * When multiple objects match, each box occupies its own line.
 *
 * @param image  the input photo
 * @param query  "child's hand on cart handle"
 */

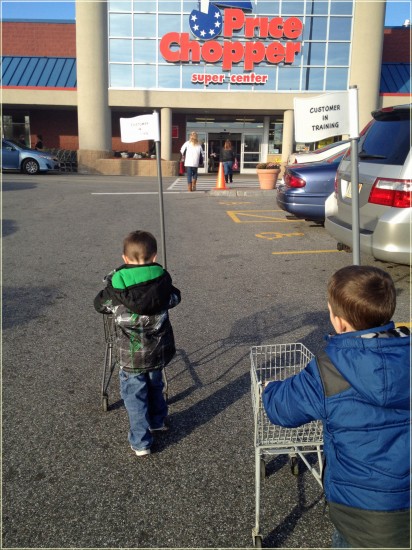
xmin=103 ymin=269 xmax=116 ymax=284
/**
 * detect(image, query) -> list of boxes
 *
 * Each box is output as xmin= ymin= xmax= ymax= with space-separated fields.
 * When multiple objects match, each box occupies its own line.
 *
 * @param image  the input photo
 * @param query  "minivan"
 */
xmin=325 ymin=104 xmax=411 ymax=265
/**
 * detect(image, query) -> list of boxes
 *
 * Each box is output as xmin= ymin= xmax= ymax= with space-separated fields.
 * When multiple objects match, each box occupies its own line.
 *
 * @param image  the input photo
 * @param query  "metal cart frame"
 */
xmin=101 ymin=314 xmax=168 ymax=412
xmin=250 ymin=343 xmax=324 ymax=548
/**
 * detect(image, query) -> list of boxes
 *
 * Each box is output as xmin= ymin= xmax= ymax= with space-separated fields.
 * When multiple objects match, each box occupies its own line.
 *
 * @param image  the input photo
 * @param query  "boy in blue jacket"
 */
xmin=263 ymin=265 xmax=410 ymax=548
xmin=94 ymin=230 xmax=181 ymax=457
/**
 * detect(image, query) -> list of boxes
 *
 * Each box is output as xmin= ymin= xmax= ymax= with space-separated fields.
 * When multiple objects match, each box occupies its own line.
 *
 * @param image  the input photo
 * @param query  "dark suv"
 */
xmin=325 ymin=104 xmax=411 ymax=265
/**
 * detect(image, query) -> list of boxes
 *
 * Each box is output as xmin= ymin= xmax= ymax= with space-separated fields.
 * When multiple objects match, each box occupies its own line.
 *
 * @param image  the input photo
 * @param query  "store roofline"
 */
xmin=2 ymin=19 xmax=75 ymax=23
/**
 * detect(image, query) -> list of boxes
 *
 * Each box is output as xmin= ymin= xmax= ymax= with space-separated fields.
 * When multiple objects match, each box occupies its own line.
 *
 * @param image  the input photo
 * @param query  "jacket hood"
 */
xmin=110 ymin=263 xmax=177 ymax=315
xmin=325 ymin=322 xmax=410 ymax=410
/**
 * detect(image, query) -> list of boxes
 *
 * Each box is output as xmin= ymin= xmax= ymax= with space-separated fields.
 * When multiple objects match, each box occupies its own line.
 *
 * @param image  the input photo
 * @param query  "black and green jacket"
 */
xmin=94 ymin=263 xmax=181 ymax=373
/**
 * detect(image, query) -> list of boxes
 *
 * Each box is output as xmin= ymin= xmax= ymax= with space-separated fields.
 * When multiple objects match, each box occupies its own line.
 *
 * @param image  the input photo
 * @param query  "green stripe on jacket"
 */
xmin=111 ymin=265 xmax=164 ymax=290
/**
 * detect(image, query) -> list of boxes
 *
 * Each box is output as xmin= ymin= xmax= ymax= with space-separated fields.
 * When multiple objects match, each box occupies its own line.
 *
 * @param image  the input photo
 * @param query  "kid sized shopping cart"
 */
xmin=250 ymin=343 xmax=324 ymax=548
xmin=101 ymin=313 xmax=168 ymax=412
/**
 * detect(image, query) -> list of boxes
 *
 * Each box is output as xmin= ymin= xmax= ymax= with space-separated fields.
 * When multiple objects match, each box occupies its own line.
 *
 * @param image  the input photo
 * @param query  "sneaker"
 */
xmin=149 ymin=425 xmax=168 ymax=433
xmin=132 ymin=448 xmax=151 ymax=457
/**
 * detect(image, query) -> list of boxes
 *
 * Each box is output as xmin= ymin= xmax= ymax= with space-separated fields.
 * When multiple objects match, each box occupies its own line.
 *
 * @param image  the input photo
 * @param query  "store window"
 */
xmin=269 ymin=118 xmax=284 ymax=154
xmin=108 ymin=0 xmax=353 ymax=92
xmin=110 ymin=39 xmax=132 ymax=62
xmin=110 ymin=64 xmax=132 ymax=87
xmin=109 ymin=13 xmax=132 ymax=36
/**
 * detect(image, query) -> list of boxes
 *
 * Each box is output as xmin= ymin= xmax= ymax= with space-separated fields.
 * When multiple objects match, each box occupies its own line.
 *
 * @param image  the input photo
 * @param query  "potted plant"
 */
xmin=256 ymin=162 xmax=281 ymax=190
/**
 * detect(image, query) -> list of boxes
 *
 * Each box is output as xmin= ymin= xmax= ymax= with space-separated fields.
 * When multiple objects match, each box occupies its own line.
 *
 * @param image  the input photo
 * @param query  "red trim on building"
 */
xmin=2 ymin=86 xmax=77 ymax=91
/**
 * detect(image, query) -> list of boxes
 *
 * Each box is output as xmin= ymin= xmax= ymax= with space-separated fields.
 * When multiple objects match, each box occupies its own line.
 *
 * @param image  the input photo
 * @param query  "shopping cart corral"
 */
xmin=250 ymin=343 xmax=324 ymax=548
xmin=101 ymin=313 xmax=168 ymax=412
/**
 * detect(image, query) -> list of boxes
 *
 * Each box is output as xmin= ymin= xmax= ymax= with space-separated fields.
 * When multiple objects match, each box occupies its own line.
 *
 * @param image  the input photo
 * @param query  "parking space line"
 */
xmin=272 ymin=250 xmax=342 ymax=255
xmin=395 ymin=322 xmax=411 ymax=328
xmin=227 ymin=210 xmax=305 ymax=223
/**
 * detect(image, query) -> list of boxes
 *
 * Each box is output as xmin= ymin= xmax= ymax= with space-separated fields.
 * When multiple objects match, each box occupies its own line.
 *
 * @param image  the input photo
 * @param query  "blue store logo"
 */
xmin=189 ymin=0 xmax=253 ymax=40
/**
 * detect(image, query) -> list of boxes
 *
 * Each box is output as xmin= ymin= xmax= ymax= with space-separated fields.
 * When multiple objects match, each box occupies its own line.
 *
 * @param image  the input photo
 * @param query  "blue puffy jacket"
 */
xmin=263 ymin=322 xmax=410 ymax=548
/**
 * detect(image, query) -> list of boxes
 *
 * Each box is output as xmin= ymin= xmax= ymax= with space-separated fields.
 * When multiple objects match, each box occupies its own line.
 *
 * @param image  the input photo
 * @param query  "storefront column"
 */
xmin=161 ymin=108 xmax=172 ymax=161
xmin=350 ymin=1 xmax=385 ymax=130
xmin=75 ymin=0 xmax=112 ymax=173
xmin=281 ymin=110 xmax=294 ymax=166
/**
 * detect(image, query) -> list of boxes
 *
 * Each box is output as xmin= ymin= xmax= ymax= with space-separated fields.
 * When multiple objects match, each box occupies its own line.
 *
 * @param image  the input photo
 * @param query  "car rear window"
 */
xmin=357 ymin=115 xmax=411 ymax=165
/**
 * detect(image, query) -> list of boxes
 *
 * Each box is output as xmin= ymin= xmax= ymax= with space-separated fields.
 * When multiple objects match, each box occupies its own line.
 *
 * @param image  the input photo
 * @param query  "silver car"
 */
xmin=2 ymin=139 xmax=60 ymax=174
xmin=325 ymin=104 xmax=411 ymax=265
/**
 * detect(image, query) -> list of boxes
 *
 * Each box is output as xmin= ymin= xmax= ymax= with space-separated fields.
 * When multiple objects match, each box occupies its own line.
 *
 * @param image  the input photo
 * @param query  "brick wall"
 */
xmin=382 ymin=28 xmax=411 ymax=63
xmin=2 ymin=22 xmax=76 ymax=57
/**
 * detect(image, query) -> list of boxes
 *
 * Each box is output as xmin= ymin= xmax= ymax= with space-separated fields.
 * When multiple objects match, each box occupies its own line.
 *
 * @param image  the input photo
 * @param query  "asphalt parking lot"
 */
xmin=2 ymin=173 xmax=410 ymax=549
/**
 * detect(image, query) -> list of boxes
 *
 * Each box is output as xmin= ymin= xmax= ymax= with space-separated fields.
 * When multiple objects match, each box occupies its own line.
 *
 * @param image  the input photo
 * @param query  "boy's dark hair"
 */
xmin=123 ymin=230 xmax=157 ymax=263
xmin=328 ymin=265 xmax=396 ymax=330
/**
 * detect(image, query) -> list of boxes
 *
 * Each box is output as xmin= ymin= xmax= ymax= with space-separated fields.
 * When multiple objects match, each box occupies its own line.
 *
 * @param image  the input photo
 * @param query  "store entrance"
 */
xmin=207 ymin=133 xmax=241 ymax=173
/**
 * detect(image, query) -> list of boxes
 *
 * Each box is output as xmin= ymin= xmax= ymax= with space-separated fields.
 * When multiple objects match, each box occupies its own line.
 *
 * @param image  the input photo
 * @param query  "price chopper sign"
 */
xmin=293 ymin=92 xmax=351 ymax=143
xmin=160 ymin=0 xmax=303 ymax=85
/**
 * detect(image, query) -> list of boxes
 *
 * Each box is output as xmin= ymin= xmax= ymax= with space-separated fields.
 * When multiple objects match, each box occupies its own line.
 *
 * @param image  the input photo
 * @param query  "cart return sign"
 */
xmin=293 ymin=92 xmax=351 ymax=143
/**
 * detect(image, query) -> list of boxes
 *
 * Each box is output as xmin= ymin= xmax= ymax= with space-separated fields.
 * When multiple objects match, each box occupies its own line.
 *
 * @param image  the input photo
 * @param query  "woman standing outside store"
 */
xmin=220 ymin=140 xmax=235 ymax=185
xmin=180 ymin=132 xmax=203 ymax=192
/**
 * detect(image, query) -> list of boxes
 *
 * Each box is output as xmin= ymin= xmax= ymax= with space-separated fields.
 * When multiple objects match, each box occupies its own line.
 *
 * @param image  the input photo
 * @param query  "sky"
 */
xmin=0 ymin=0 xmax=411 ymax=25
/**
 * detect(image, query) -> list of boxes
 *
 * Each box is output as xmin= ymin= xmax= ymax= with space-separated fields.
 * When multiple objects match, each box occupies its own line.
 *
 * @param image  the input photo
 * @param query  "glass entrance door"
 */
xmin=207 ymin=133 xmax=241 ymax=173
xmin=242 ymin=133 xmax=263 ymax=173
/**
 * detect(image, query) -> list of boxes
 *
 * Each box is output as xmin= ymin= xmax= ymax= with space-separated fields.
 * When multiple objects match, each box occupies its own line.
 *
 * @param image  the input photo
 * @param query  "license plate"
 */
xmin=345 ymin=182 xmax=362 ymax=198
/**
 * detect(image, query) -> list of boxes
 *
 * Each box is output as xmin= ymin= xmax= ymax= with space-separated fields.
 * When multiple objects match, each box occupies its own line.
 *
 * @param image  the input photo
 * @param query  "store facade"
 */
xmin=2 ymin=0 xmax=409 ymax=174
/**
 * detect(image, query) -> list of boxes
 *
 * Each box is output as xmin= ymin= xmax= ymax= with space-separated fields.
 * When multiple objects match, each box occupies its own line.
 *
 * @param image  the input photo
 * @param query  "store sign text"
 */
xmin=192 ymin=72 xmax=268 ymax=85
xmin=160 ymin=9 xmax=303 ymax=71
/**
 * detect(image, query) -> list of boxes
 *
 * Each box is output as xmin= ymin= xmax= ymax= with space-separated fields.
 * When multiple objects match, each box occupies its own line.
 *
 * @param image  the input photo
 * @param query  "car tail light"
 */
xmin=368 ymin=178 xmax=411 ymax=208
xmin=334 ymin=173 xmax=340 ymax=195
xmin=284 ymin=172 xmax=305 ymax=188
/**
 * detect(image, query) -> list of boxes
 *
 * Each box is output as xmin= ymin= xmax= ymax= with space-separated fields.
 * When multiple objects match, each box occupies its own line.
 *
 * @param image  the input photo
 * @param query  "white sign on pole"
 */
xmin=293 ymin=92 xmax=350 ymax=143
xmin=120 ymin=113 xmax=160 ymax=143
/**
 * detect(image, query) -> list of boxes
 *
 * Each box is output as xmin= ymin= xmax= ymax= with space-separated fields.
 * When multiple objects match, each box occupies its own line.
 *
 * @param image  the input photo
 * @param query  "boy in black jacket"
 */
xmin=94 ymin=230 xmax=181 ymax=456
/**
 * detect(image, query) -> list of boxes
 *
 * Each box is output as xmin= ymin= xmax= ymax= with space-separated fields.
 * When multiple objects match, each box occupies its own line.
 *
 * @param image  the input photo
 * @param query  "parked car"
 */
xmin=277 ymin=152 xmax=345 ymax=222
xmin=325 ymin=104 xmax=411 ymax=265
xmin=288 ymin=140 xmax=350 ymax=164
xmin=1 ymin=139 xmax=60 ymax=174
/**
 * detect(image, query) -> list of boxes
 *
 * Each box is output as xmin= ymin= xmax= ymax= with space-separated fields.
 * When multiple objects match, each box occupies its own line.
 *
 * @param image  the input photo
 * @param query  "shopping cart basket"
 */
xmin=250 ymin=343 xmax=324 ymax=548
xmin=101 ymin=313 xmax=168 ymax=412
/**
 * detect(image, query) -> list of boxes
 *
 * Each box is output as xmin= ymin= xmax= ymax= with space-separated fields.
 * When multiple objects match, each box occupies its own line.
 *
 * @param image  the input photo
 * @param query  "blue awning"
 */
xmin=380 ymin=63 xmax=410 ymax=94
xmin=1 ymin=56 xmax=76 ymax=87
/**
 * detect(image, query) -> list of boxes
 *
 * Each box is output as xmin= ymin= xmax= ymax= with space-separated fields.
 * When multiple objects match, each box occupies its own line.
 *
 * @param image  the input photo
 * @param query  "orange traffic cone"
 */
xmin=214 ymin=162 xmax=227 ymax=190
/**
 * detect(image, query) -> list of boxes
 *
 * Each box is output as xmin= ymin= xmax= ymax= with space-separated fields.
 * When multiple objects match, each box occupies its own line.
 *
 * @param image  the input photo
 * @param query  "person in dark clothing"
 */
xmin=94 ymin=230 xmax=181 ymax=457
xmin=263 ymin=265 xmax=410 ymax=549
xmin=34 ymin=135 xmax=43 ymax=150
xmin=220 ymin=139 xmax=235 ymax=184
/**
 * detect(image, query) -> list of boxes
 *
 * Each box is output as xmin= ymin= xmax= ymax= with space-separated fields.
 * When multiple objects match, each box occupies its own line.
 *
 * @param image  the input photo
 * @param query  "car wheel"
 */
xmin=22 ymin=158 xmax=40 ymax=175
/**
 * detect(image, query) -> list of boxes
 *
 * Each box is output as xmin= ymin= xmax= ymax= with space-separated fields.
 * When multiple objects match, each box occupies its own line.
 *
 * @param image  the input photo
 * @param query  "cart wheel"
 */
xmin=102 ymin=394 xmax=108 ymax=412
xmin=260 ymin=458 xmax=266 ymax=480
xmin=253 ymin=534 xmax=263 ymax=548
xmin=290 ymin=456 xmax=299 ymax=476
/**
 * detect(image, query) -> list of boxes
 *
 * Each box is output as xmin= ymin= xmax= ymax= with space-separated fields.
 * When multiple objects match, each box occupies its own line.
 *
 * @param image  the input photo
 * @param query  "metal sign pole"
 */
xmin=349 ymin=86 xmax=360 ymax=265
xmin=153 ymin=111 xmax=167 ymax=270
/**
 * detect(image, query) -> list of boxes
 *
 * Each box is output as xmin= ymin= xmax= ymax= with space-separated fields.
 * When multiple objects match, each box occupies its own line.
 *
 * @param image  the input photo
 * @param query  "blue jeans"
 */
xmin=332 ymin=529 xmax=352 ymax=548
xmin=119 ymin=369 xmax=168 ymax=451
xmin=223 ymin=161 xmax=233 ymax=178
xmin=186 ymin=166 xmax=198 ymax=184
